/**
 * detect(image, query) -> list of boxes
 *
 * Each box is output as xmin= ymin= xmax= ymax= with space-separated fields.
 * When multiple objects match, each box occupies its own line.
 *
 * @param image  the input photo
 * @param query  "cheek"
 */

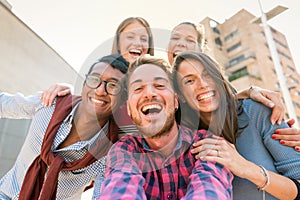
xmin=142 ymin=43 xmax=149 ymax=52
xmin=167 ymin=42 xmax=175 ymax=51
xmin=187 ymin=43 xmax=196 ymax=50
xmin=118 ymin=38 xmax=128 ymax=51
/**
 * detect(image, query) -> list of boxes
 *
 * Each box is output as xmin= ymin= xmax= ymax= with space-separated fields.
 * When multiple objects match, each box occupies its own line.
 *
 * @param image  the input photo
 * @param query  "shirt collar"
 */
xmin=141 ymin=125 xmax=194 ymax=152
xmin=54 ymin=101 xmax=110 ymax=151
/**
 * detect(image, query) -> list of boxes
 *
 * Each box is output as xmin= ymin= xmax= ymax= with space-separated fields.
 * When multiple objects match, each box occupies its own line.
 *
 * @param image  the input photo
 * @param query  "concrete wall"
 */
xmin=0 ymin=2 xmax=79 ymax=177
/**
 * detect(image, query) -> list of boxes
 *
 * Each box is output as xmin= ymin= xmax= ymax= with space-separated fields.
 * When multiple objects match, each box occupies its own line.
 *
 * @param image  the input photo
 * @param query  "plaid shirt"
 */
xmin=100 ymin=126 xmax=233 ymax=200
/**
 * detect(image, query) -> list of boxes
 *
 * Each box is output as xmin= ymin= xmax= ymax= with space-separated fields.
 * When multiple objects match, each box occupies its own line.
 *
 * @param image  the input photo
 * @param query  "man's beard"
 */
xmin=130 ymin=107 xmax=176 ymax=139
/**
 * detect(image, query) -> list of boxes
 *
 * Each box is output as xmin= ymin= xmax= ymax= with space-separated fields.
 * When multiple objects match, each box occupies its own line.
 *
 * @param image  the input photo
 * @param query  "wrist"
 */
xmin=257 ymin=165 xmax=270 ymax=191
xmin=248 ymin=85 xmax=255 ymax=98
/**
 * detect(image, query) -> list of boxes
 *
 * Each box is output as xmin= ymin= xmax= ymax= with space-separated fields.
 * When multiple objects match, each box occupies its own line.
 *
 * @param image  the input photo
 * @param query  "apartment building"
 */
xmin=200 ymin=9 xmax=300 ymax=124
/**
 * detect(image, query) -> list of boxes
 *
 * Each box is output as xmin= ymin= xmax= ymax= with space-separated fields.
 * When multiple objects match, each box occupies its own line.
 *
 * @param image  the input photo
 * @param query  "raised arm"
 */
xmin=236 ymin=86 xmax=285 ymax=125
xmin=100 ymin=144 xmax=147 ymax=200
xmin=183 ymin=157 xmax=233 ymax=199
xmin=0 ymin=92 xmax=41 ymax=119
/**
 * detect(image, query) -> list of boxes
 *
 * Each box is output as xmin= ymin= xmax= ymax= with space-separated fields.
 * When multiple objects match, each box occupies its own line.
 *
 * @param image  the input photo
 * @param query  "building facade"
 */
xmin=0 ymin=2 xmax=79 ymax=177
xmin=200 ymin=9 xmax=300 ymax=125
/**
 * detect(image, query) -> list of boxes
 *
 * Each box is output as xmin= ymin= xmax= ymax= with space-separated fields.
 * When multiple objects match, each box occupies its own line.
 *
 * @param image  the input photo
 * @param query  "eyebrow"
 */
xmin=180 ymin=74 xmax=194 ymax=82
xmin=130 ymin=77 xmax=169 ymax=85
xmin=89 ymin=73 xmax=121 ymax=82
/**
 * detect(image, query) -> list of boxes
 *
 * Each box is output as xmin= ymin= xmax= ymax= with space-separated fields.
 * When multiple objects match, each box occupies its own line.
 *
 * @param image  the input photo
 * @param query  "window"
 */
xmin=213 ymin=27 xmax=220 ymax=34
xmin=224 ymin=30 xmax=238 ymax=42
xmin=277 ymin=50 xmax=291 ymax=60
xmin=290 ymin=77 xmax=299 ymax=84
xmin=215 ymin=37 xmax=222 ymax=46
xmin=228 ymin=55 xmax=245 ymax=68
xmin=293 ymin=102 xmax=300 ymax=109
xmin=227 ymin=42 xmax=241 ymax=53
xmin=274 ymin=38 xmax=288 ymax=49
xmin=287 ymin=65 xmax=295 ymax=72
xmin=228 ymin=67 xmax=249 ymax=82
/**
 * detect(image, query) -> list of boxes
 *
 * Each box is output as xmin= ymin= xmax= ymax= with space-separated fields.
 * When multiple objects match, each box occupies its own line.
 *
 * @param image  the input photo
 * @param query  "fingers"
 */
xmin=58 ymin=89 xmax=71 ymax=96
xmin=263 ymin=91 xmax=285 ymax=125
xmin=41 ymin=85 xmax=57 ymax=106
xmin=272 ymin=128 xmax=300 ymax=150
xmin=191 ymin=136 xmax=232 ymax=157
xmin=249 ymin=88 xmax=285 ymax=125
xmin=41 ymin=84 xmax=72 ymax=106
xmin=191 ymin=144 xmax=218 ymax=158
xmin=192 ymin=135 xmax=223 ymax=150
xmin=286 ymin=118 xmax=295 ymax=127
xmin=270 ymin=105 xmax=285 ymax=125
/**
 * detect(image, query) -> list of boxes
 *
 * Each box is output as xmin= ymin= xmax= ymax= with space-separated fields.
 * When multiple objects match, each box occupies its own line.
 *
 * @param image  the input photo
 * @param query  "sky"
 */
xmin=7 ymin=0 xmax=300 ymax=74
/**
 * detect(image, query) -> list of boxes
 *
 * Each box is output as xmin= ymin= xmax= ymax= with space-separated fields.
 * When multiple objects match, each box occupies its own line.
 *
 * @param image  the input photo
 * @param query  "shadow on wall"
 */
xmin=0 ymin=119 xmax=31 ymax=177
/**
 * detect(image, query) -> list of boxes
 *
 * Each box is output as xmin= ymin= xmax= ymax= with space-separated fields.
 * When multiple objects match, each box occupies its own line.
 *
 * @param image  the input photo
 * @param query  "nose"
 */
xmin=95 ymin=82 xmax=107 ymax=95
xmin=197 ymin=76 xmax=209 ymax=88
xmin=132 ymin=37 xmax=143 ymax=47
xmin=176 ymin=38 xmax=187 ymax=47
xmin=143 ymin=84 xmax=156 ymax=99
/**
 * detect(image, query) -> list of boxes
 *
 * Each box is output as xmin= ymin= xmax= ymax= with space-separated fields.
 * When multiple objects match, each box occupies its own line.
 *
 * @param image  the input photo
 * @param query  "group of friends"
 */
xmin=0 ymin=17 xmax=300 ymax=200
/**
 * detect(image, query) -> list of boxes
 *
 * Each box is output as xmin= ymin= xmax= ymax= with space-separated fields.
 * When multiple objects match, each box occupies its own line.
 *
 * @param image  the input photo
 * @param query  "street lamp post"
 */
xmin=255 ymin=0 xmax=299 ymax=128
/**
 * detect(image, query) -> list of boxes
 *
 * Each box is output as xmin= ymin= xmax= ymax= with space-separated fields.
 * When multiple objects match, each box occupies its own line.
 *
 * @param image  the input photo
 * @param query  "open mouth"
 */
xmin=172 ymin=51 xmax=181 ymax=58
xmin=141 ymin=104 xmax=162 ymax=115
xmin=197 ymin=91 xmax=215 ymax=101
xmin=129 ymin=49 xmax=142 ymax=57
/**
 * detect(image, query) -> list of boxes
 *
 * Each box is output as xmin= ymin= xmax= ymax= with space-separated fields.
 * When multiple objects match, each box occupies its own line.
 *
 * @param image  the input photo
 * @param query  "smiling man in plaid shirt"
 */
xmin=100 ymin=55 xmax=233 ymax=200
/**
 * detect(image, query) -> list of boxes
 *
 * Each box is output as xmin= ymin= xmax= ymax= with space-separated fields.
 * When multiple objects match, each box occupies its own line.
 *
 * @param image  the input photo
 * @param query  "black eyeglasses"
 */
xmin=85 ymin=74 xmax=121 ymax=95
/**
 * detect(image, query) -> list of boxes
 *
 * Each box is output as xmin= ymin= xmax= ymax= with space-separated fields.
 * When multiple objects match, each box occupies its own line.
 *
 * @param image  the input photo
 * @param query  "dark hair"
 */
xmin=87 ymin=54 xmax=129 ymax=75
xmin=173 ymin=51 xmax=240 ymax=144
xmin=111 ymin=17 xmax=154 ymax=56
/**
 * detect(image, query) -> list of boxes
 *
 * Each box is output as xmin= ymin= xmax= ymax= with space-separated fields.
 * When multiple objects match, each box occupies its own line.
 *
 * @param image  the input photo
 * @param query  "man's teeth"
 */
xmin=91 ymin=98 xmax=105 ymax=105
xmin=142 ymin=104 xmax=162 ymax=113
xmin=197 ymin=92 xmax=214 ymax=101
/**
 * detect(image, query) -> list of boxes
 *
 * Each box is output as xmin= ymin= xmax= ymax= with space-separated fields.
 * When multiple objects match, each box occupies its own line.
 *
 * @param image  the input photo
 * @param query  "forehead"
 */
xmin=172 ymin=24 xmax=197 ymax=38
xmin=178 ymin=59 xmax=205 ymax=74
xmin=122 ymin=21 xmax=148 ymax=35
xmin=129 ymin=64 xmax=169 ymax=83
xmin=90 ymin=62 xmax=124 ymax=79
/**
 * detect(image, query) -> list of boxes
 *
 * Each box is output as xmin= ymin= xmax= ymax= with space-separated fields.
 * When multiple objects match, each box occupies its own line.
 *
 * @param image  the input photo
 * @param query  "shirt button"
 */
xmin=167 ymin=193 xmax=174 ymax=199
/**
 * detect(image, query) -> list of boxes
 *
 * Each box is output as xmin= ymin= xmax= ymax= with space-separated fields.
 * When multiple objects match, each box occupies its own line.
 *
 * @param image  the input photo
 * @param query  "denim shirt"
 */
xmin=234 ymin=99 xmax=300 ymax=200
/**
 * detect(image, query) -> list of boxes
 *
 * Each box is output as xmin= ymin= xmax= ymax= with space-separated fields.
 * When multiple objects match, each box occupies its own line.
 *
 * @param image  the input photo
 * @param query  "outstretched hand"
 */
xmin=41 ymin=83 xmax=73 ymax=106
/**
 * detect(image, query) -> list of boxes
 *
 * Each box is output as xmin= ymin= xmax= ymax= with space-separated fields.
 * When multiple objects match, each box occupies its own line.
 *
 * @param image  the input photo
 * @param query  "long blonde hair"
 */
xmin=111 ymin=17 xmax=154 ymax=56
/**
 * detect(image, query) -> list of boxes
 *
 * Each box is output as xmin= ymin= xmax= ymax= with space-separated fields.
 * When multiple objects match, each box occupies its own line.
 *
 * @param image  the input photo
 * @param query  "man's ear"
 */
xmin=174 ymin=93 xmax=179 ymax=110
xmin=126 ymin=100 xmax=131 ymax=117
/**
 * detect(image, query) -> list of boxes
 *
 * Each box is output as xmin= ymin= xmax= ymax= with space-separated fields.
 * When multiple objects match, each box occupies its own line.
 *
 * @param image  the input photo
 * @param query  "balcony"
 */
xmin=226 ymin=53 xmax=256 ymax=73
